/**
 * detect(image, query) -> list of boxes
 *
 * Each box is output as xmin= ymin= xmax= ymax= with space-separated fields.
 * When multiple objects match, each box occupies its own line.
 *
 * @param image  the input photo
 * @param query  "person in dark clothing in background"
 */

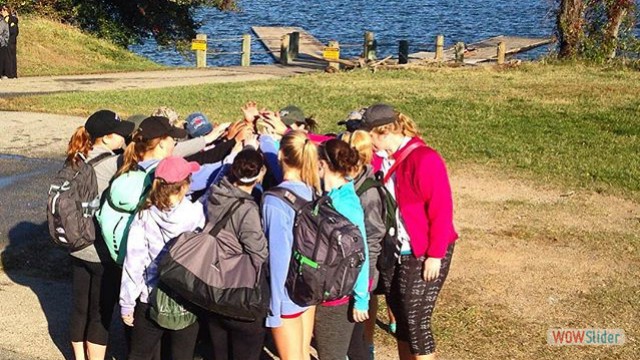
xmin=3 ymin=5 xmax=18 ymax=78
xmin=0 ymin=6 xmax=9 ymax=80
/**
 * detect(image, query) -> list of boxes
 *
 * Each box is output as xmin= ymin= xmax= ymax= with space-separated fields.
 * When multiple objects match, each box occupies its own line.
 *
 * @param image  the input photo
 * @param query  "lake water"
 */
xmin=130 ymin=0 xmax=559 ymax=67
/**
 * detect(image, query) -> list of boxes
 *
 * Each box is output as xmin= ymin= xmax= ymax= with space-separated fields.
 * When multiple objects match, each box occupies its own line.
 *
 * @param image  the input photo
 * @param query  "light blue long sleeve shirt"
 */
xmin=327 ymin=181 xmax=370 ymax=311
xmin=262 ymin=181 xmax=312 ymax=327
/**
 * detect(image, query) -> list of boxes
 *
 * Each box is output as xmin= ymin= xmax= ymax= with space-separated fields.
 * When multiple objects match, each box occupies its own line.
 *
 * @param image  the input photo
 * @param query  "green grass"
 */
xmin=17 ymin=17 xmax=163 ymax=76
xmin=2 ymin=64 xmax=640 ymax=198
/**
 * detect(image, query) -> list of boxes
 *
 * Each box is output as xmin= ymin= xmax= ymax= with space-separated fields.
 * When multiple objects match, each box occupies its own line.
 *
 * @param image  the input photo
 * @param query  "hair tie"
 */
xmin=238 ymin=174 xmax=260 ymax=184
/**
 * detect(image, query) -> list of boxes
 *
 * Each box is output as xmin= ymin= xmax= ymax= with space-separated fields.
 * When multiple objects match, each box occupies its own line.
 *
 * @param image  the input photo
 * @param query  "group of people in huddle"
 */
xmin=63 ymin=101 xmax=458 ymax=360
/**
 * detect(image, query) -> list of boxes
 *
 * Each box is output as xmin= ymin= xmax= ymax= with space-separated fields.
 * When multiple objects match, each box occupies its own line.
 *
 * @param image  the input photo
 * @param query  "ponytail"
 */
xmin=397 ymin=113 xmax=420 ymax=138
xmin=116 ymin=130 xmax=162 ymax=177
xmin=303 ymin=117 xmax=318 ymax=133
xmin=280 ymin=131 xmax=321 ymax=193
xmin=371 ymin=112 xmax=421 ymax=138
xmin=66 ymin=126 xmax=93 ymax=167
xmin=301 ymin=138 xmax=321 ymax=192
xmin=319 ymin=139 xmax=360 ymax=177
xmin=341 ymin=130 xmax=373 ymax=176
xmin=143 ymin=177 xmax=190 ymax=212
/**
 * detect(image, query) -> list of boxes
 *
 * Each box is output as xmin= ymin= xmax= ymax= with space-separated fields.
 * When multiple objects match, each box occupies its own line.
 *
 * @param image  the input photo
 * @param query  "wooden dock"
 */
xmin=409 ymin=36 xmax=554 ymax=64
xmin=251 ymin=26 xmax=328 ymax=68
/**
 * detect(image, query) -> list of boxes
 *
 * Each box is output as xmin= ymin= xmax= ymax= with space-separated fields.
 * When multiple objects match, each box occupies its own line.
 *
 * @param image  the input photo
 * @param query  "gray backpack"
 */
xmin=158 ymin=200 xmax=269 ymax=321
xmin=265 ymin=187 xmax=365 ymax=307
xmin=46 ymin=153 xmax=111 ymax=252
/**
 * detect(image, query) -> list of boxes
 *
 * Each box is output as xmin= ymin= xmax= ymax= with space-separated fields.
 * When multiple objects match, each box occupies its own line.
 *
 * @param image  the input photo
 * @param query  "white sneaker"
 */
xmin=1 ymin=76 xmax=8 ymax=80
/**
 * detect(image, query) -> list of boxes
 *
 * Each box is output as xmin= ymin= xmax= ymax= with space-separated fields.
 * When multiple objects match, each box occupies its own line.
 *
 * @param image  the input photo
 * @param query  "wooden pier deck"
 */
xmin=251 ymin=26 xmax=327 ymax=68
xmin=409 ymin=36 xmax=554 ymax=64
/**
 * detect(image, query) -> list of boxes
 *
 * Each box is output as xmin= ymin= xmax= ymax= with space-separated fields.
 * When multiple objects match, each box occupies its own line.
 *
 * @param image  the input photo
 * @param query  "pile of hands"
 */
xmin=202 ymin=101 xmax=290 ymax=153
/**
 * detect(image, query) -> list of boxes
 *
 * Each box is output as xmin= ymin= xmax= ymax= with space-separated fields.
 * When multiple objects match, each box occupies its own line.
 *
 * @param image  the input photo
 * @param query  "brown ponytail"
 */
xmin=143 ymin=177 xmax=190 ymax=211
xmin=303 ymin=117 xmax=318 ymax=133
xmin=371 ymin=112 xmax=421 ymax=138
xmin=116 ymin=130 xmax=163 ymax=177
xmin=280 ymin=130 xmax=321 ymax=193
xmin=66 ymin=126 xmax=93 ymax=167
xmin=319 ymin=139 xmax=360 ymax=177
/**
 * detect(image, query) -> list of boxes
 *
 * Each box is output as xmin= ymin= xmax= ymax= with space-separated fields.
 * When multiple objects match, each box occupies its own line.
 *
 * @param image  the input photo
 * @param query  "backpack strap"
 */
xmin=383 ymin=141 xmax=427 ymax=184
xmin=264 ymin=187 xmax=307 ymax=212
xmin=87 ymin=152 xmax=113 ymax=167
xmin=356 ymin=177 xmax=389 ymax=220
xmin=356 ymin=178 xmax=379 ymax=197
xmin=210 ymin=199 xmax=245 ymax=237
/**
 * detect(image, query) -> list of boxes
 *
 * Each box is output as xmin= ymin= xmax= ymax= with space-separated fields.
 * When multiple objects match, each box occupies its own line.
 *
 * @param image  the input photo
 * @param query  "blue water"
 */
xmin=130 ymin=0 xmax=559 ymax=67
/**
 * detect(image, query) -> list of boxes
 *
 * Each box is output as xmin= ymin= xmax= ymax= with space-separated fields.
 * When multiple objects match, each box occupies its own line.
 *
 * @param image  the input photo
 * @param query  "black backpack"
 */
xmin=265 ymin=187 xmax=365 ymax=307
xmin=47 ymin=153 xmax=111 ymax=252
xmin=356 ymin=174 xmax=400 ymax=272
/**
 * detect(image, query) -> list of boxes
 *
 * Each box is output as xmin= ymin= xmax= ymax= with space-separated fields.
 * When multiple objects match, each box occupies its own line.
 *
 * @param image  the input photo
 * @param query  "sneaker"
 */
xmin=369 ymin=344 xmax=375 ymax=360
xmin=1 ymin=76 xmax=7 ymax=80
xmin=389 ymin=322 xmax=397 ymax=334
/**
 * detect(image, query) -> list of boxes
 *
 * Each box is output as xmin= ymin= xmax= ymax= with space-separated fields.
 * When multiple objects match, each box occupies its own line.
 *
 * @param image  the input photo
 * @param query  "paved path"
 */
xmin=0 ymin=64 xmax=323 ymax=97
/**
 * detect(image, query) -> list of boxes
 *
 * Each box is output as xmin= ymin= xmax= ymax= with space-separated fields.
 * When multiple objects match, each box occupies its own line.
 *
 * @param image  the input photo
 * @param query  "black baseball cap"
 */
xmin=360 ymin=103 xmax=397 ymax=131
xmin=137 ymin=116 xmax=187 ymax=141
xmin=84 ymin=110 xmax=135 ymax=140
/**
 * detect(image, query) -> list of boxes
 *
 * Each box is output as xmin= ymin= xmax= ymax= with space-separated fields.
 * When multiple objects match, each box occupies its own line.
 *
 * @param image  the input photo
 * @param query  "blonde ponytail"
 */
xmin=66 ymin=126 xmax=93 ymax=167
xmin=371 ymin=112 xmax=421 ymax=138
xmin=341 ymin=130 xmax=373 ymax=176
xmin=280 ymin=130 xmax=321 ymax=193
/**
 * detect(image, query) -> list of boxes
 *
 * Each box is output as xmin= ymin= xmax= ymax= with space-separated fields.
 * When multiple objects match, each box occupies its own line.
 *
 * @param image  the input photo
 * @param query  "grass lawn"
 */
xmin=1 ymin=63 xmax=639 ymax=359
xmin=16 ymin=17 xmax=162 ymax=76
xmin=3 ymin=63 xmax=639 ymax=199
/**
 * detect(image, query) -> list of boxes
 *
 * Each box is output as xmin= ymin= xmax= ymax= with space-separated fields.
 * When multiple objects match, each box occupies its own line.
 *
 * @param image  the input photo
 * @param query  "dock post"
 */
xmin=327 ymin=40 xmax=340 ymax=71
xmin=241 ymin=34 xmax=251 ymax=67
xmin=280 ymin=33 xmax=291 ymax=65
xmin=196 ymin=33 xmax=207 ymax=68
xmin=497 ymin=41 xmax=506 ymax=65
xmin=398 ymin=40 xmax=409 ymax=64
xmin=454 ymin=42 xmax=465 ymax=63
xmin=435 ymin=35 xmax=444 ymax=61
xmin=363 ymin=31 xmax=377 ymax=61
xmin=290 ymin=32 xmax=300 ymax=60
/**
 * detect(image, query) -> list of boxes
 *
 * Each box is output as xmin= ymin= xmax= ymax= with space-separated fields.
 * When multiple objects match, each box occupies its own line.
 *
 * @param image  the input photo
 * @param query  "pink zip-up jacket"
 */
xmin=390 ymin=137 xmax=458 ymax=258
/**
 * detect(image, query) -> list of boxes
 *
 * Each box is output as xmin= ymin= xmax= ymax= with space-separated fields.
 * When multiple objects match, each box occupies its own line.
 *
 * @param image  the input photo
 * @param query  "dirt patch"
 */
xmin=440 ymin=164 xmax=639 ymax=359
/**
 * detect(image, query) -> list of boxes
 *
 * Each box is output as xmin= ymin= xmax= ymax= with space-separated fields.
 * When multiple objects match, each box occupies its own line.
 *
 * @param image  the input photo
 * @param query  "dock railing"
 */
xmin=192 ymin=31 xmax=546 ymax=68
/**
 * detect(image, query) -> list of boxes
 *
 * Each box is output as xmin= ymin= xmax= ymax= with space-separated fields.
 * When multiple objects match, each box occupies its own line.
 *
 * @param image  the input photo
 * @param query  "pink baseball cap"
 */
xmin=155 ymin=156 xmax=200 ymax=183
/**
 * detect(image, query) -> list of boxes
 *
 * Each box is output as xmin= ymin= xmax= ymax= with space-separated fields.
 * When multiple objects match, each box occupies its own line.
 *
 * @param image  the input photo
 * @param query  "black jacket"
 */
xmin=5 ymin=15 xmax=17 ymax=46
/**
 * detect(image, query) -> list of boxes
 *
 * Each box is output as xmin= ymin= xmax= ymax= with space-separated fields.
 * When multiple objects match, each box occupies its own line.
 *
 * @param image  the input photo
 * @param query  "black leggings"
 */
xmin=347 ymin=322 xmax=368 ymax=360
xmin=69 ymin=257 xmax=120 ymax=345
xmin=128 ymin=302 xmax=200 ymax=360
xmin=387 ymin=243 xmax=455 ymax=355
xmin=314 ymin=303 xmax=355 ymax=360
xmin=207 ymin=313 xmax=266 ymax=360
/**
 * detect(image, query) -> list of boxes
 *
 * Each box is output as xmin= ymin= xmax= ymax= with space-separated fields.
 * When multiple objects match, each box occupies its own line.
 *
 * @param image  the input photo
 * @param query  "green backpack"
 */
xmin=149 ymin=284 xmax=198 ymax=330
xmin=96 ymin=165 xmax=156 ymax=265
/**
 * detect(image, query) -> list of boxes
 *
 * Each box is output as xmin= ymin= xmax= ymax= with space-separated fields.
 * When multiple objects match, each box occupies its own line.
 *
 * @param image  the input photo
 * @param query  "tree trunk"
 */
xmin=604 ymin=0 xmax=634 ymax=59
xmin=557 ymin=0 xmax=586 ymax=58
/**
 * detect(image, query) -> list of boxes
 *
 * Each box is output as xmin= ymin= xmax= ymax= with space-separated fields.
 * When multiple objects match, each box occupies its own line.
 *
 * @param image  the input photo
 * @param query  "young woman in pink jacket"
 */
xmin=361 ymin=104 xmax=458 ymax=360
